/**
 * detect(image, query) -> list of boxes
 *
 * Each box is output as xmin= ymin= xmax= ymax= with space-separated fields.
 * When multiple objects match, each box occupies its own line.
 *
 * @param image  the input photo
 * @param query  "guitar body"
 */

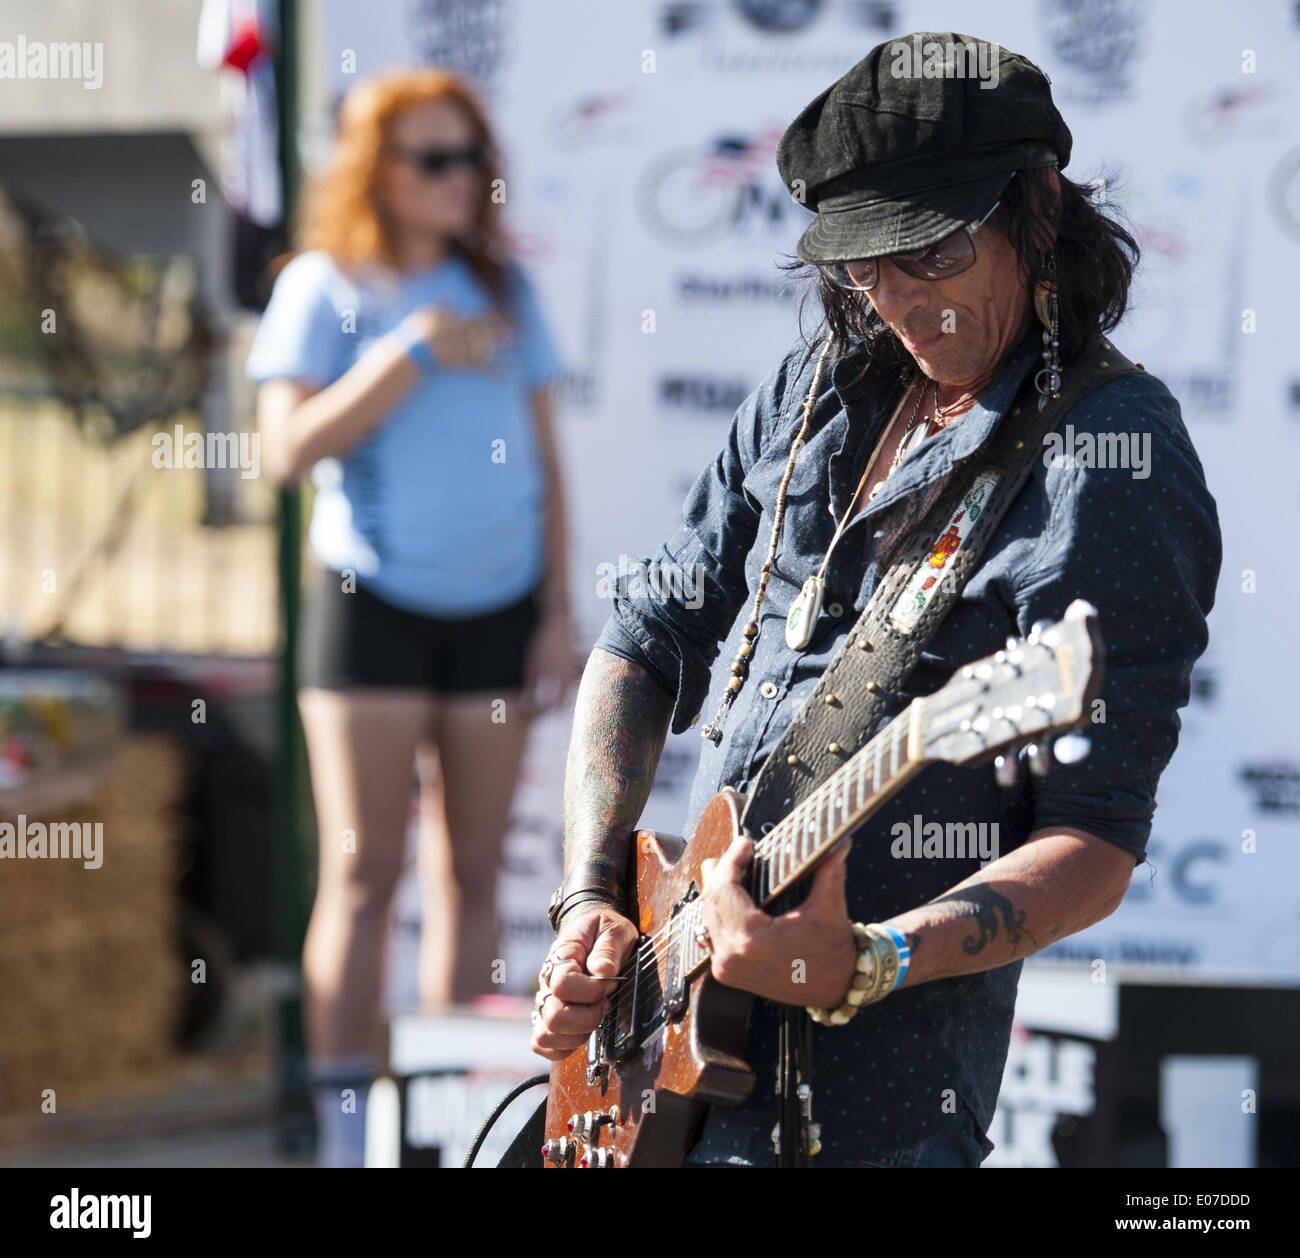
xmin=537 ymin=601 xmax=1103 ymax=1169
xmin=542 ymin=787 xmax=755 ymax=1168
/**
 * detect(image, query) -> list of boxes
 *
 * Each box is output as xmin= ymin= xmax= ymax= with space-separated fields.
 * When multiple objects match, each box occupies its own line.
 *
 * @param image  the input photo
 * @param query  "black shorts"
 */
xmin=299 ymin=568 xmax=543 ymax=692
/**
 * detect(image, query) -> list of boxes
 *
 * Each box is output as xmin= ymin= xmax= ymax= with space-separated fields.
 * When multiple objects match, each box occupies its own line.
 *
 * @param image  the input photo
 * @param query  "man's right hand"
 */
xmin=530 ymin=905 xmax=639 ymax=1061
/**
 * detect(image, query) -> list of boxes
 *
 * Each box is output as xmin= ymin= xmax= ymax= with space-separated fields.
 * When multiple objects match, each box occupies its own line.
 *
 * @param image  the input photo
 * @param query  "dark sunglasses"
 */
xmin=820 ymin=199 xmax=1001 ymax=291
xmin=386 ymin=142 xmax=489 ymax=177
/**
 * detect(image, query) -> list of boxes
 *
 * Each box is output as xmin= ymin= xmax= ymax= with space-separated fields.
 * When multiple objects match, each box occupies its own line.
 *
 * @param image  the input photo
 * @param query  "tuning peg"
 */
xmin=1053 ymin=733 xmax=1091 ymax=765
xmin=994 ymin=754 xmax=1020 ymax=789
xmin=1023 ymin=742 xmax=1052 ymax=777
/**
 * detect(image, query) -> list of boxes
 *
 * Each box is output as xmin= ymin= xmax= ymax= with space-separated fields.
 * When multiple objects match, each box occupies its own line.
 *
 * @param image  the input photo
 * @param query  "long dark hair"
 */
xmin=779 ymin=165 xmax=1141 ymax=386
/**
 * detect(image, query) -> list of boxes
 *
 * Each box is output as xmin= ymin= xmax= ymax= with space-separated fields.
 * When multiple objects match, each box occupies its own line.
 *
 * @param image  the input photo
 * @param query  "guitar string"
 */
xmin=600 ymin=721 xmax=897 ymax=996
xmin=590 ymin=752 xmax=886 ymax=1033
xmin=590 ymin=724 xmax=897 ymax=1012
xmin=599 ymin=725 xmax=927 ymax=1035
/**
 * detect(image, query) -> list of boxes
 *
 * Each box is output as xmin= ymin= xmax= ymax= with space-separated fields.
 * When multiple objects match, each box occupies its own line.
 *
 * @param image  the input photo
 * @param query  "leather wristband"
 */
xmin=547 ymin=883 xmax=625 ymax=932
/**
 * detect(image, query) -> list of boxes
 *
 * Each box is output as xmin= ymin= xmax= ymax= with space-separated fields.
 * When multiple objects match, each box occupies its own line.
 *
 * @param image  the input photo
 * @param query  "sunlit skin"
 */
xmin=868 ymin=167 xmax=1061 ymax=420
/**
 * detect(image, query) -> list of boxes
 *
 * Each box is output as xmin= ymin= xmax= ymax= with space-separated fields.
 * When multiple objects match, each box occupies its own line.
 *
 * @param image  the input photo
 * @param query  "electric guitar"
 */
xmin=542 ymin=598 xmax=1104 ymax=1167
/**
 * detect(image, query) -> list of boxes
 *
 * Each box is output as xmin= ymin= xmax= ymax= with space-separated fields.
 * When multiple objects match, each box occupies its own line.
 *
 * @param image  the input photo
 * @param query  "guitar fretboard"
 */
xmin=675 ymin=704 xmax=923 ymax=980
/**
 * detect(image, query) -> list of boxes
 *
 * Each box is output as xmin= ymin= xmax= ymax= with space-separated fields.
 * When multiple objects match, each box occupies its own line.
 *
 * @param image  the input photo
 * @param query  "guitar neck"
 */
xmin=750 ymin=700 xmax=926 ymax=907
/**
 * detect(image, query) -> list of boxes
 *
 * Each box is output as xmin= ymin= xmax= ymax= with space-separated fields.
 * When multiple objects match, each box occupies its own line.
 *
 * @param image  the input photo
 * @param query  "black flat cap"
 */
xmin=777 ymin=32 xmax=1071 ymax=263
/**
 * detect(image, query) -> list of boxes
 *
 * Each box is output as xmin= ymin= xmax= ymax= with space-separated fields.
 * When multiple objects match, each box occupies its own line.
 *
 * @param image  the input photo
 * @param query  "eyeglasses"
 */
xmin=821 ymin=199 xmax=1001 ymax=291
xmin=385 ymin=142 xmax=489 ymax=177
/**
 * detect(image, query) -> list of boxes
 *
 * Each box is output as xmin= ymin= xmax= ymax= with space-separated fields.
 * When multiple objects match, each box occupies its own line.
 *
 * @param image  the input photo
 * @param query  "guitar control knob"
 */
xmin=1024 ymin=742 xmax=1052 ymax=777
xmin=541 ymin=1137 xmax=574 ymax=1166
xmin=579 ymin=1146 xmax=614 ymax=1168
xmin=592 ymin=1108 xmax=616 ymax=1129
xmin=994 ymin=754 xmax=1019 ymax=789
xmin=565 ymin=1113 xmax=583 ymax=1138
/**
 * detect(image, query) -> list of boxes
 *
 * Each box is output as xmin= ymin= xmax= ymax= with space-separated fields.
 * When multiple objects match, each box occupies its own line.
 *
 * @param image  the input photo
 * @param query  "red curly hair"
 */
xmin=297 ymin=67 xmax=512 ymax=303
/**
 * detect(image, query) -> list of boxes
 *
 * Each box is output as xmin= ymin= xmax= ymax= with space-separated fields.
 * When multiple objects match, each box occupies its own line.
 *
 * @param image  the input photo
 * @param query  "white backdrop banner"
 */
xmin=314 ymin=0 xmax=1300 ymax=998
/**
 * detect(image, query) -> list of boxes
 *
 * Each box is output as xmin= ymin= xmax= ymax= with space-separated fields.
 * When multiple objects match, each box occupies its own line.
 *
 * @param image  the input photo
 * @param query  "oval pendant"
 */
xmin=785 ymin=575 xmax=824 ymax=650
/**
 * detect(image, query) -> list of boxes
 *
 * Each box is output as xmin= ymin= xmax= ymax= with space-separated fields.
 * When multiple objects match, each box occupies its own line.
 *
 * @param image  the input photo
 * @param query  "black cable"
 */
xmin=463 ymin=1073 xmax=550 ymax=1169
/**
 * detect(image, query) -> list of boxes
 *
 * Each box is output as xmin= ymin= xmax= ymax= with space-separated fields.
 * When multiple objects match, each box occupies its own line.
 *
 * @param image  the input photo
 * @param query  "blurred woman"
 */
xmin=247 ymin=68 xmax=571 ymax=1166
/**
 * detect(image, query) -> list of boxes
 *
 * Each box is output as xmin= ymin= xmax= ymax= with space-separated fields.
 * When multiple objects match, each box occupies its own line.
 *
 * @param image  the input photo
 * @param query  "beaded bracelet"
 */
xmin=807 ymin=922 xmax=908 ymax=1026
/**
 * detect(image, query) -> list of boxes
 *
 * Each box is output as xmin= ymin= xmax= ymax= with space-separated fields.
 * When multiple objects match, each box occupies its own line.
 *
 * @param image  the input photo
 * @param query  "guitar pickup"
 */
xmin=663 ymin=900 xmax=691 ymax=1020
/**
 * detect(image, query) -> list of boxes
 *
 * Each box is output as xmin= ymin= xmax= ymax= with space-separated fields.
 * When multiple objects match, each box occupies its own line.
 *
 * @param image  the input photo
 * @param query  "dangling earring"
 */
xmin=1033 ymin=249 xmax=1061 ymax=412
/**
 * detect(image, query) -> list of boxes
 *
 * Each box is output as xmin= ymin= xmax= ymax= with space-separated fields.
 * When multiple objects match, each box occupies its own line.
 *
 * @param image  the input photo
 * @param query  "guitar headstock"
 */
xmin=921 ymin=599 xmax=1105 ymax=774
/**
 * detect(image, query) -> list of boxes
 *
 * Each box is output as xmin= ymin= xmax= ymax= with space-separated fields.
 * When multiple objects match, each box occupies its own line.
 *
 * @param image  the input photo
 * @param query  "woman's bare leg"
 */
xmin=418 ymin=690 xmax=532 ymax=1004
xmin=414 ymin=741 xmax=456 ymax=1011
xmin=298 ymin=686 xmax=438 ymax=1058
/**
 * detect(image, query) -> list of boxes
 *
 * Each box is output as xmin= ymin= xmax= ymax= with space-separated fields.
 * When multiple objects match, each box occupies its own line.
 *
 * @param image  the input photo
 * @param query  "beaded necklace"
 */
xmin=700 ymin=344 xmax=942 ymax=744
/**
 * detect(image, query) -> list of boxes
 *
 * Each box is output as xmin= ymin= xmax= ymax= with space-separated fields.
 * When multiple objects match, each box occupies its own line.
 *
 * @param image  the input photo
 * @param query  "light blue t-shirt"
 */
xmin=246 ymin=249 xmax=564 ymax=617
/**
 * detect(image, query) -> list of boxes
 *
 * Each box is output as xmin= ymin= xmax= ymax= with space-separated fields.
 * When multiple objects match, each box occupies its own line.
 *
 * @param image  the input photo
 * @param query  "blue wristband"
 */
xmin=392 ymin=319 xmax=438 ymax=376
xmin=883 ymin=925 xmax=910 ymax=990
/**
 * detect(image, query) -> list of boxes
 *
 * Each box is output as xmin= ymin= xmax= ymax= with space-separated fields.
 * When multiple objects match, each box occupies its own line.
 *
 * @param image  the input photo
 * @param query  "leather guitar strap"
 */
xmin=740 ymin=335 xmax=1142 ymax=1168
xmin=739 ymin=335 xmax=1141 ymax=837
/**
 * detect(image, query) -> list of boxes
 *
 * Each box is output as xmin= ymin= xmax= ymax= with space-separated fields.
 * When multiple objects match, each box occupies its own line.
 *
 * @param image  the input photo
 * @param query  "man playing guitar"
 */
xmin=529 ymin=32 xmax=1220 ymax=1168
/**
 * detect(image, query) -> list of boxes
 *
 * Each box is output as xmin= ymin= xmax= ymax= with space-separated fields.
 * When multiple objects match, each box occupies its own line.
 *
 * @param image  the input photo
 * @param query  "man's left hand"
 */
xmin=698 ymin=832 xmax=857 ymax=1008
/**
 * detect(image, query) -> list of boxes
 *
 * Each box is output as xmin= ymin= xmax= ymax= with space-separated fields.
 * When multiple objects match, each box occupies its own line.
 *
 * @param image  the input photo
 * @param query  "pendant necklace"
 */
xmin=785 ymin=372 xmax=934 ymax=650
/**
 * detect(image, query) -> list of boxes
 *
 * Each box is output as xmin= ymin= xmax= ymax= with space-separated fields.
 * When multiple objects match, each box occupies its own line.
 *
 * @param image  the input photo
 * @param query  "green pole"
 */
xmin=271 ymin=0 xmax=314 ymax=1158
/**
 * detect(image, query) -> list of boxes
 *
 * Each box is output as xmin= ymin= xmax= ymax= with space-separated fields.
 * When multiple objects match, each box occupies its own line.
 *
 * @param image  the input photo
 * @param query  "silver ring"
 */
xmin=539 ymin=957 xmax=556 ymax=985
xmin=695 ymin=924 xmax=713 ymax=956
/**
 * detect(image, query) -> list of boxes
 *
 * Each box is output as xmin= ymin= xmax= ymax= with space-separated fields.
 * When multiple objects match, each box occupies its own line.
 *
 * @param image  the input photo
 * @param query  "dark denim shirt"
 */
xmin=592 ymin=325 xmax=1221 ymax=1166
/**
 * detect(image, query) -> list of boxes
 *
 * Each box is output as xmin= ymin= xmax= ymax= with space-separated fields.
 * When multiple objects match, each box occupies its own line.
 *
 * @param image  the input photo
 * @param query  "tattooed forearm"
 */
xmin=885 ymin=828 xmax=1137 ymax=990
xmin=925 ymin=879 xmax=1039 ymax=957
xmin=561 ymin=647 xmax=674 ymax=897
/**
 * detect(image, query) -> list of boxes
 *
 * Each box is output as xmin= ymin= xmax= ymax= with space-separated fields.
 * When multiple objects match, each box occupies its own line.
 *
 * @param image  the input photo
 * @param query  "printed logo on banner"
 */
xmin=734 ymin=0 xmax=825 ymax=32
xmin=636 ymin=130 xmax=811 ymax=250
xmin=1035 ymin=0 xmax=1149 ymax=104
xmin=1268 ymin=146 xmax=1300 ymax=243
xmin=545 ymin=93 xmax=637 ymax=148
xmin=405 ymin=0 xmax=510 ymax=94
xmin=987 ymin=1029 xmax=1097 ymax=1169
xmin=657 ymin=373 xmax=751 ymax=415
xmin=659 ymin=0 xmax=892 ymax=39
xmin=1184 ymin=83 xmax=1281 ymax=146
xmin=1238 ymin=760 xmax=1300 ymax=814
xmin=677 ymin=270 xmax=797 ymax=309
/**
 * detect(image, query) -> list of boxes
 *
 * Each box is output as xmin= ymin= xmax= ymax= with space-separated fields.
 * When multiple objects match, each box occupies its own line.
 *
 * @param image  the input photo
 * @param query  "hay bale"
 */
xmin=0 ymin=733 xmax=184 ymax=1115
